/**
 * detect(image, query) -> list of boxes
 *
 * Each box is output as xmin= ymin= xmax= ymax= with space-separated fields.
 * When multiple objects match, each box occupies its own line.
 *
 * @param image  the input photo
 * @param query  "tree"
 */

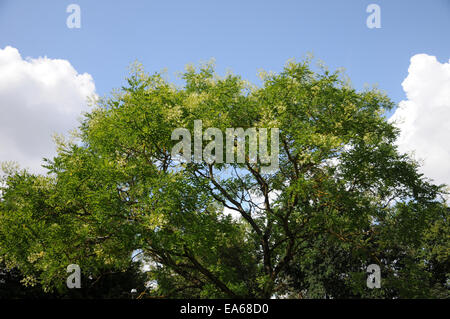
xmin=0 ymin=59 xmax=448 ymax=298
xmin=0 ymin=261 xmax=147 ymax=299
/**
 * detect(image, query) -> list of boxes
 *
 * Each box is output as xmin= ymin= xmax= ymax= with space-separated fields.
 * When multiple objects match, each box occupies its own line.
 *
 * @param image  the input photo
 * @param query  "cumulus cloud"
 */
xmin=390 ymin=54 xmax=450 ymax=189
xmin=0 ymin=46 xmax=96 ymax=174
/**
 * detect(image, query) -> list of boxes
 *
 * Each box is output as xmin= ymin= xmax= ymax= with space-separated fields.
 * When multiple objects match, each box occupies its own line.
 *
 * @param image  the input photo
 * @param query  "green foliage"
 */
xmin=0 ymin=59 xmax=448 ymax=298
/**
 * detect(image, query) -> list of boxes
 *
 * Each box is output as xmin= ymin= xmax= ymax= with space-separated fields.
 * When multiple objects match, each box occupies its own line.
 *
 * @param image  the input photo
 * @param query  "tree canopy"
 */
xmin=0 ymin=59 xmax=448 ymax=298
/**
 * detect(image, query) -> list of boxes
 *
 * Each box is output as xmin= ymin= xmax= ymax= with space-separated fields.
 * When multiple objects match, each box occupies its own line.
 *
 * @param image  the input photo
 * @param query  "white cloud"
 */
xmin=390 ymin=54 xmax=450 ymax=189
xmin=0 ymin=46 xmax=96 ymax=174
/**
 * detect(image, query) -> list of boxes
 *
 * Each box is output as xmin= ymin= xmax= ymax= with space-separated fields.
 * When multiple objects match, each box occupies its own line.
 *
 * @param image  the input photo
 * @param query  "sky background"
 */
xmin=0 ymin=0 xmax=449 ymax=189
xmin=1 ymin=0 xmax=449 ymax=102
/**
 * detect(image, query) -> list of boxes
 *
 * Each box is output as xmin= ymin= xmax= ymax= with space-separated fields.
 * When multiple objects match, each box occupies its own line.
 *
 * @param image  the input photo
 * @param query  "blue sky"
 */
xmin=1 ymin=0 xmax=449 ymax=106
